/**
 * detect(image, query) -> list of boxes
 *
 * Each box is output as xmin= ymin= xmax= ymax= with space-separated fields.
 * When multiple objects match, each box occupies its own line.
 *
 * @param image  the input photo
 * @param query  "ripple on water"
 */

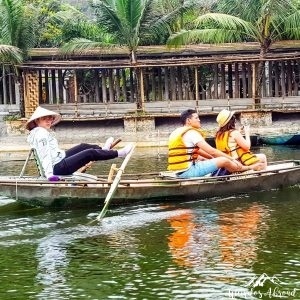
xmin=0 ymin=177 xmax=299 ymax=299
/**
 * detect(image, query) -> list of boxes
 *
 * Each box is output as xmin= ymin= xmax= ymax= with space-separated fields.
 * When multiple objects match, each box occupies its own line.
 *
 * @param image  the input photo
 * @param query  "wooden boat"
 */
xmin=0 ymin=160 xmax=299 ymax=208
xmin=258 ymin=133 xmax=300 ymax=145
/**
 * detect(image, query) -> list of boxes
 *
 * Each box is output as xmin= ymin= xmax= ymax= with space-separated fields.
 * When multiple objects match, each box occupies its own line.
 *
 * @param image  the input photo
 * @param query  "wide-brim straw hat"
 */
xmin=216 ymin=109 xmax=235 ymax=127
xmin=25 ymin=106 xmax=61 ymax=130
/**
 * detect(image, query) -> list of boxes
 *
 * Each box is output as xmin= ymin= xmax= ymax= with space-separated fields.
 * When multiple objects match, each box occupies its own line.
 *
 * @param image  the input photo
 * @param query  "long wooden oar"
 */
xmin=95 ymin=143 xmax=136 ymax=222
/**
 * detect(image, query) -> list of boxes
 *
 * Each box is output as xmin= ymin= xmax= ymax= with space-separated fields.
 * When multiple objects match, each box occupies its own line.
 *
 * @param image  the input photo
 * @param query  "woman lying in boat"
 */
xmin=25 ymin=106 xmax=132 ymax=181
xmin=168 ymin=109 xmax=252 ymax=178
xmin=215 ymin=109 xmax=267 ymax=171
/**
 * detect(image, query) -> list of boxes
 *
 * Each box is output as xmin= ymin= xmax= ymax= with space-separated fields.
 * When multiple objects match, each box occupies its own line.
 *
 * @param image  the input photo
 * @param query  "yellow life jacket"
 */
xmin=168 ymin=127 xmax=203 ymax=171
xmin=215 ymin=130 xmax=259 ymax=166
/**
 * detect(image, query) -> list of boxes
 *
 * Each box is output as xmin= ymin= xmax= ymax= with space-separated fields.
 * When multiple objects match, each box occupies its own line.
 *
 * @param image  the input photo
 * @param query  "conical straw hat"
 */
xmin=25 ymin=106 xmax=61 ymax=130
xmin=216 ymin=109 xmax=235 ymax=127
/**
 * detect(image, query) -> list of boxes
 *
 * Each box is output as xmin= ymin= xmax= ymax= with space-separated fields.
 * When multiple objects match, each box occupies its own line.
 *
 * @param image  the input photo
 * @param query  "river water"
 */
xmin=0 ymin=145 xmax=299 ymax=300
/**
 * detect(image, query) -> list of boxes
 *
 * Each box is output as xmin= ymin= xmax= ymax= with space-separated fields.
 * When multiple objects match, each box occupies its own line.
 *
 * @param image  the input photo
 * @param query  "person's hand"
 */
xmin=243 ymin=125 xmax=250 ymax=135
xmin=48 ymin=175 xmax=60 ymax=182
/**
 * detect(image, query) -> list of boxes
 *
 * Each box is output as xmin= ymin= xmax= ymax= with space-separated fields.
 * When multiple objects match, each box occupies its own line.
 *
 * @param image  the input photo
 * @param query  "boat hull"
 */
xmin=0 ymin=160 xmax=299 ymax=208
xmin=259 ymin=134 xmax=300 ymax=145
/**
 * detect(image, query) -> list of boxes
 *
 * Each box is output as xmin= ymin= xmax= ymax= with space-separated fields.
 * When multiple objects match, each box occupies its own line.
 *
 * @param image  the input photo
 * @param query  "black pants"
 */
xmin=53 ymin=143 xmax=118 ymax=175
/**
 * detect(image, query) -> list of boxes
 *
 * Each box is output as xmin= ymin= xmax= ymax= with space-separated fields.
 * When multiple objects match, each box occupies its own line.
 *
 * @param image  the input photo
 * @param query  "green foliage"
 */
xmin=3 ymin=112 xmax=21 ymax=121
xmin=167 ymin=0 xmax=300 ymax=53
xmin=60 ymin=0 xmax=190 ymax=63
xmin=0 ymin=0 xmax=39 ymax=65
xmin=0 ymin=44 xmax=23 ymax=64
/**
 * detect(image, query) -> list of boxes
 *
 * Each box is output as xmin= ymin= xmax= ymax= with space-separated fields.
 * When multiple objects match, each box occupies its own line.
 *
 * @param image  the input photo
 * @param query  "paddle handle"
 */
xmin=96 ymin=143 xmax=136 ymax=221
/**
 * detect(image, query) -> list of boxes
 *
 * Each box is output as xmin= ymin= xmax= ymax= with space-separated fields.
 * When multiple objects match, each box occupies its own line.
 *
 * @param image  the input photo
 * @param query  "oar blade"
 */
xmin=95 ymin=143 xmax=136 ymax=222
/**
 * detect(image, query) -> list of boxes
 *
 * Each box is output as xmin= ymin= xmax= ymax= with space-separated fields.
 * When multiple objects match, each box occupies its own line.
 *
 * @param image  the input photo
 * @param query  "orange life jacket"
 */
xmin=215 ymin=130 xmax=259 ymax=166
xmin=168 ymin=127 xmax=204 ymax=171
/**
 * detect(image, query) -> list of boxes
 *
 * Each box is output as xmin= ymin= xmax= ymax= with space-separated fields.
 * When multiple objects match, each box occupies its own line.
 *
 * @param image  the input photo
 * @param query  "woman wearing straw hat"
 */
xmin=26 ymin=106 xmax=132 ymax=181
xmin=215 ymin=109 xmax=267 ymax=171
xmin=167 ymin=109 xmax=252 ymax=178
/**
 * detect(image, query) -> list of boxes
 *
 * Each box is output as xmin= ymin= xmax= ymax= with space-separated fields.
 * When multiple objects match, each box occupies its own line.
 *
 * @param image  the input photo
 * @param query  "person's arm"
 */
xmin=231 ymin=126 xmax=251 ymax=151
xmin=197 ymin=139 xmax=234 ymax=160
xmin=197 ymin=148 xmax=214 ymax=159
xmin=34 ymin=129 xmax=55 ymax=179
xmin=186 ymin=130 xmax=233 ymax=160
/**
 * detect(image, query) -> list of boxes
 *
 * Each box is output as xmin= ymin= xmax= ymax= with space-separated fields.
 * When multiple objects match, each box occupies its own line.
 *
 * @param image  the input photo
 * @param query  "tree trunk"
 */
xmin=135 ymin=67 xmax=145 ymax=111
xmin=18 ymin=72 xmax=25 ymax=117
xmin=254 ymin=42 xmax=270 ymax=107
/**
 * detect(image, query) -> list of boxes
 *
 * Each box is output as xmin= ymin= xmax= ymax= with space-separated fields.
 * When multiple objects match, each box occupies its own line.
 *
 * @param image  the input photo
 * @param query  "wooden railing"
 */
xmin=42 ymin=97 xmax=300 ymax=120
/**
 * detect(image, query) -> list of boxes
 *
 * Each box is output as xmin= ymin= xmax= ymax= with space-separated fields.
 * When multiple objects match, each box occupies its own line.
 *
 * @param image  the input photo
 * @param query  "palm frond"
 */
xmin=0 ymin=0 xmax=24 ymax=45
xmin=59 ymin=38 xmax=117 ymax=55
xmin=167 ymin=28 xmax=247 ymax=47
xmin=195 ymin=13 xmax=258 ymax=40
xmin=0 ymin=44 xmax=23 ymax=64
xmin=278 ymin=9 xmax=300 ymax=39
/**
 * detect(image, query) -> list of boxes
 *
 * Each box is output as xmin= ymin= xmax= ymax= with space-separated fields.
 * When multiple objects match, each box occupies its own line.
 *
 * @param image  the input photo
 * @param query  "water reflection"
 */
xmin=218 ymin=203 xmax=269 ymax=267
xmin=34 ymin=207 xmax=192 ymax=299
xmin=0 ymin=190 xmax=299 ymax=299
xmin=166 ymin=203 xmax=270 ymax=270
xmin=167 ymin=210 xmax=196 ymax=267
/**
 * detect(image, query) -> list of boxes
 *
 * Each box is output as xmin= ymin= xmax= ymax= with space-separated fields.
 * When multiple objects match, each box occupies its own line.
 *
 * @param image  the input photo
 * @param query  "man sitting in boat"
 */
xmin=215 ymin=109 xmax=267 ymax=171
xmin=168 ymin=109 xmax=251 ymax=178
xmin=25 ymin=106 xmax=132 ymax=181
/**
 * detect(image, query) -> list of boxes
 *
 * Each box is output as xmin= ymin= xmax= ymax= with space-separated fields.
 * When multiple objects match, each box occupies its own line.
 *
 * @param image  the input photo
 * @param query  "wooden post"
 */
xmin=139 ymin=67 xmax=145 ymax=112
xmin=95 ymin=69 xmax=101 ymax=103
xmin=213 ymin=64 xmax=218 ymax=99
xmin=108 ymin=68 xmax=114 ymax=102
xmin=157 ymin=68 xmax=163 ymax=101
xmin=195 ymin=67 xmax=199 ymax=106
xmin=228 ymin=64 xmax=233 ymax=98
xmin=241 ymin=63 xmax=247 ymax=98
xmin=74 ymin=70 xmax=78 ymax=117
xmin=286 ymin=60 xmax=292 ymax=96
xmin=115 ymin=69 xmax=121 ymax=102
xmin=121 ymin=69 xmax=127 ymax=102
xmin=267 ymin=61 xmax=272 ymax=97
xmin=274 ymin=61 xmax=279 ymax=97
xmin=281 ymin=61 xmax=286 ymax=97
xmin=164 ymin=67 xmax=169 ymax=101
xmin=177 ymin=67 xmax=183 ymax=100
xmin=51 ymin=70 xmax=57 ymax=104
xmin=45 ymin=69 xmax=49 ymax=103
xmin=101 ymin=69 xmax=107 ymax=103
xmin=2 ymin=66 xmax=7 ymax=104
xmin=252 ymin=62 xmax=257 ymax=108
xmin=220 ymin=64 xmax=225 ymax=99
xmin=58 ymin=70 xmax=64 ymax=103
xmin=170 ymin=67 xmax=176 ymax=100
xmin=247 ymin=63 xmax=252 ymax=98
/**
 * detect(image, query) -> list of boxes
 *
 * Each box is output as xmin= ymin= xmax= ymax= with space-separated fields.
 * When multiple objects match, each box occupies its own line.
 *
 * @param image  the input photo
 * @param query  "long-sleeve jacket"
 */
xmin=27 ymin=127 xmax=65 ymax=178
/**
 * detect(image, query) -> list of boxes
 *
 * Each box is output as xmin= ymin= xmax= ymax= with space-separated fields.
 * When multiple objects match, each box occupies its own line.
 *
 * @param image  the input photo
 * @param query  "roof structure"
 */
xmin=21 ymin=41 xmax=300 ymax=70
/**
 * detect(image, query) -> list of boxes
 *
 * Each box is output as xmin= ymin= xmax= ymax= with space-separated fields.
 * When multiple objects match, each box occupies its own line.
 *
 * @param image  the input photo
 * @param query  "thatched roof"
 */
xmin=21 ymin=41 xmax=300 ymax=70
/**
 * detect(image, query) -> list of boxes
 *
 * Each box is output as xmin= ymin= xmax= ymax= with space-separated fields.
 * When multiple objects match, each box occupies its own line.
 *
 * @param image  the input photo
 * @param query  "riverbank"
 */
xmin=0 ymin=115 xmax=299 ymax=161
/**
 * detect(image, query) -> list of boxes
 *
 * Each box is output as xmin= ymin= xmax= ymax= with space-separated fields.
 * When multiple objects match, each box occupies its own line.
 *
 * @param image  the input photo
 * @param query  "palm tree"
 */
xmin=167 ymin=0 xmax=300 ymax=104
xmin=61 ymin=0 xmax=190 ymax=63
xmin=0 ymin=0 xmax=39 ymax=55
xmin=60 ymin=0 xmax=190 ymax=110
xmin=0 ymin=0 xmax=40 ymax=114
